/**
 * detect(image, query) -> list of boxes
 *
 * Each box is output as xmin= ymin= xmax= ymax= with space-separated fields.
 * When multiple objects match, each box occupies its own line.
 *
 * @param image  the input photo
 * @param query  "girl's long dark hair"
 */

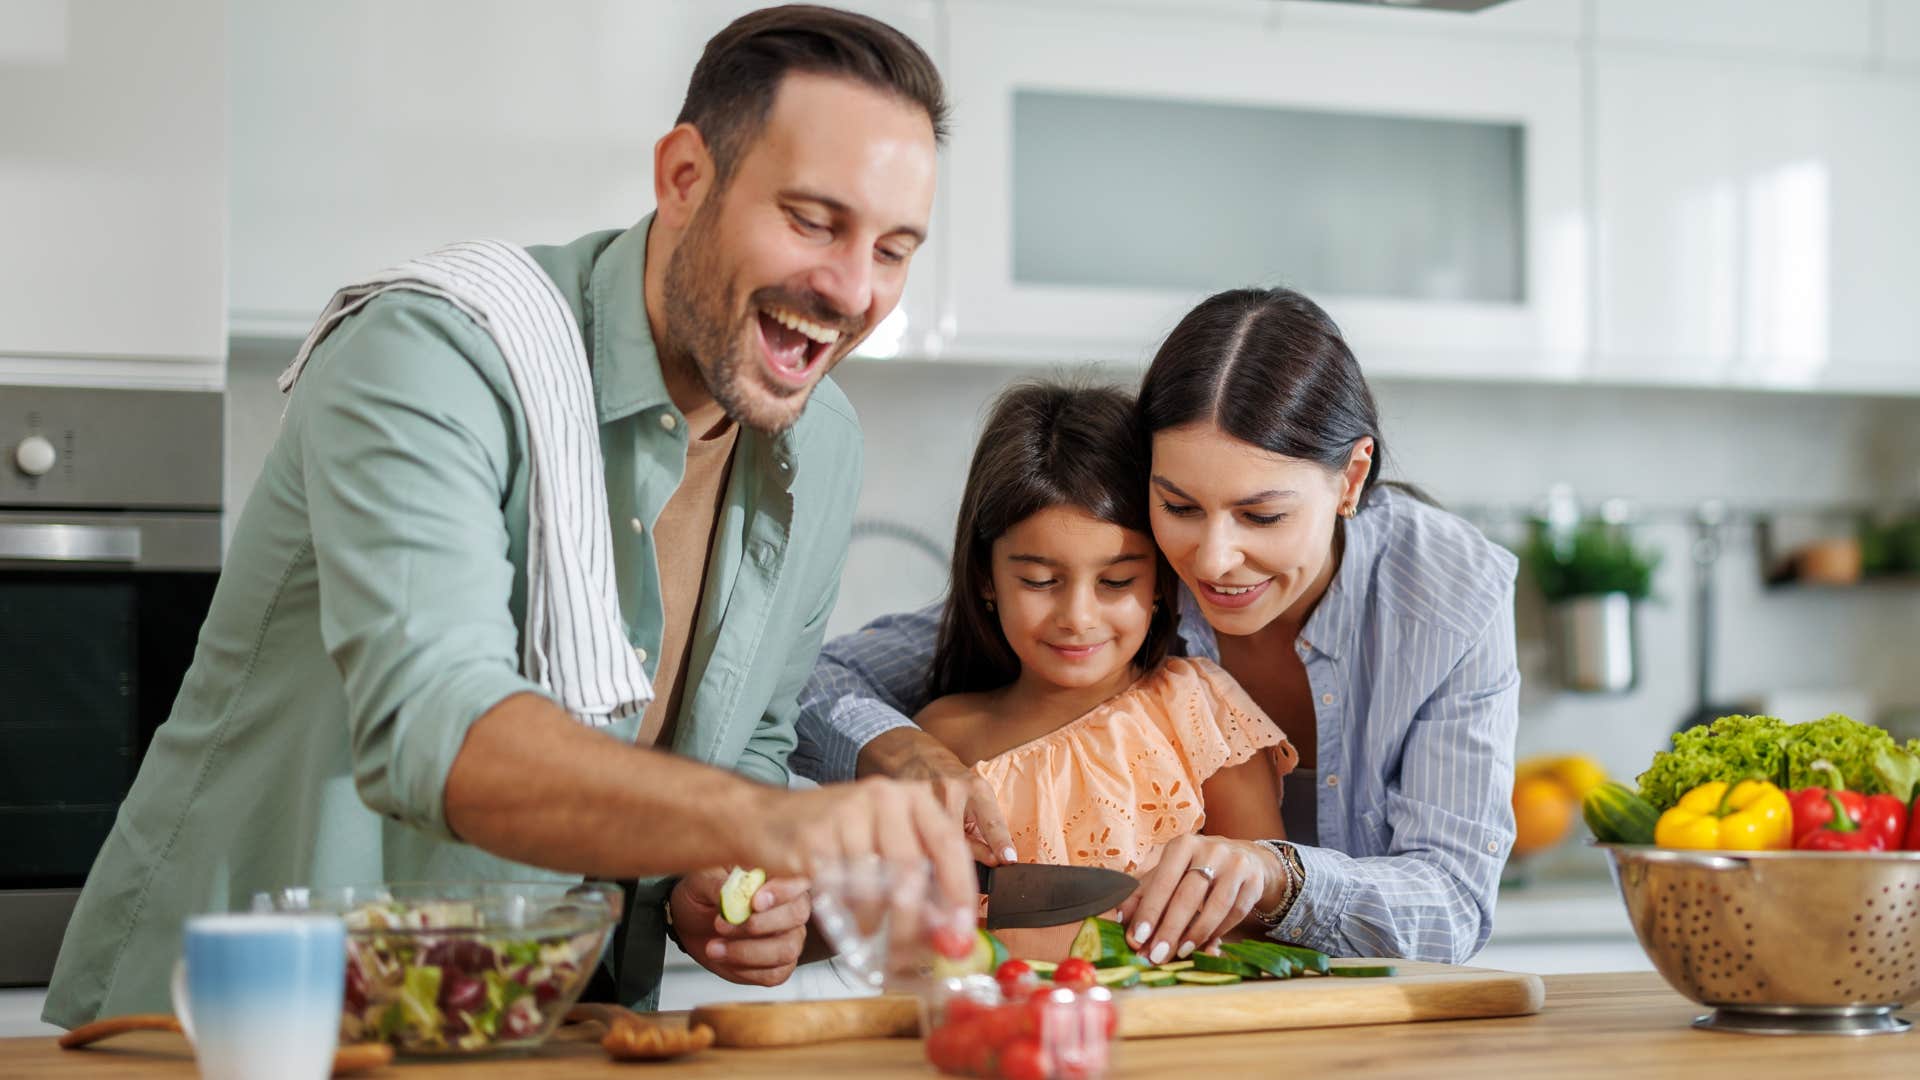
xmin=929 ymin=381 xmax=1177 ymax=699
xmin=1137 ymin=287 xmax=1394 ymax=507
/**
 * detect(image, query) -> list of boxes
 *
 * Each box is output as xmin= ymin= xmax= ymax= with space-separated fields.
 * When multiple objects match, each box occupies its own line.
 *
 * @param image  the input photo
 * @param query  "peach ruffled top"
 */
xmin=973 ymin=656 xmax=1298 ymax=877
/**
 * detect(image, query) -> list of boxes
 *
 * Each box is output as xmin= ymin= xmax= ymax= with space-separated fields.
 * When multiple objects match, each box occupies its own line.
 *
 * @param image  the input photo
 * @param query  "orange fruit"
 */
xmin=1511 ymin=775 xmax=1576 ymax=856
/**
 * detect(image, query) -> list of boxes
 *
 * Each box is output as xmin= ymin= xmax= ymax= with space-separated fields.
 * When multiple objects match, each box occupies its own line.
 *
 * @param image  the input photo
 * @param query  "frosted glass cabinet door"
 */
xmin=940 ymin=1 xmax=1587 ymax=377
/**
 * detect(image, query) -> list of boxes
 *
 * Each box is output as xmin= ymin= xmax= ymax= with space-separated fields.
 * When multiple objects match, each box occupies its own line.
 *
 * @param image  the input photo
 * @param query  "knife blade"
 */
xmin=975 ymin=862 xmax=1138 ymax=930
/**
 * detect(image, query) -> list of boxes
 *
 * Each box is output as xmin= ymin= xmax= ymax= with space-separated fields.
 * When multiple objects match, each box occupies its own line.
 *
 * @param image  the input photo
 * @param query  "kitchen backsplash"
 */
xmin=226 ymin=339 xmax=1920 ymax=791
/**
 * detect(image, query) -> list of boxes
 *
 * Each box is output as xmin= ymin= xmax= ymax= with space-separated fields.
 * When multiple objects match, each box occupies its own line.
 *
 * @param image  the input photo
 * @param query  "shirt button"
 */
xmin=1297 ymin=639 xmax=1309 ymax=653
xmin=659 ymin=413 xmax=678 ymax=431
xmin=629 ymin=517 xmax=644 ymax=534
xmin=1487 ymin=840 xmax=1499 ymax=853
xmin=1321 ymin=693 xmax=1336 ymax=705
xmin=634 ymin=646 xmax=649 ymax=663
xmin=1326 ymin=774 xmax=1339 ymax=788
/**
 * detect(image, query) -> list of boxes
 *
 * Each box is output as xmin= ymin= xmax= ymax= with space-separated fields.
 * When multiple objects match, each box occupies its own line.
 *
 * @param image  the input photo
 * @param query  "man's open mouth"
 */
xmin=756 ymin=305 xmax=841 ymax=386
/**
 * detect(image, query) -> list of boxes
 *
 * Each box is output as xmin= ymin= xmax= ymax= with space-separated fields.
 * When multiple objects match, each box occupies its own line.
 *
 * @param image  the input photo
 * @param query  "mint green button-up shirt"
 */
xmin=44 ymin=217 xmax=861 ymax=1026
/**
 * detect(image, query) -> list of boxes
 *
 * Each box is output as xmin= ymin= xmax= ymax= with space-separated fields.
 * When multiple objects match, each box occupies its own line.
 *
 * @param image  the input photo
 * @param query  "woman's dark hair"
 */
xmin=1137 ymin=287 xmax=1389 ymax=507
xmin=929 ymin=381 xmax=1178 ymax=699
xmin=679 ymin=5 xmax=949 ymax=186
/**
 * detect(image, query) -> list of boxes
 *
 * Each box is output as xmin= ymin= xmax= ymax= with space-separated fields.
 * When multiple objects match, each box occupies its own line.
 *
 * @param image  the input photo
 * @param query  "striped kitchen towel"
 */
xmin=280 ymin=239 xmax=652 ymax=727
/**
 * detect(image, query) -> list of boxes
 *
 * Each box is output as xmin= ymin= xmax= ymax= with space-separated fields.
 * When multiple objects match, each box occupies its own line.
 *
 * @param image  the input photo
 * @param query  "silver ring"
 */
xmin=1185 ymin=865 xmax=1216 ymax=883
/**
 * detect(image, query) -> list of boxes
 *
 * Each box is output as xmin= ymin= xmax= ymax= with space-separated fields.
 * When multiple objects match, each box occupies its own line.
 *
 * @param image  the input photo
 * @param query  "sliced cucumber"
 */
xmin=1222 ymin=941 xmax=1295 ymax=979
xmin=932 ymin=928 xmax=1009 ymax=979
xmin=1153 ymin=960 xmax=1195 ymax=973
xmin=1174 ymin=970 xmax=1241 ymax=986
xmin=1140 ymin=969 xmax=1179 ymax=988
xmin=718 ymin=867 xmax=766 ymax=925
xmin=1093 ymin=965 xmax=1142 ymax=988
xmin=1069 ymin=917 xmax=1136 ymax=968
xmin=1328 ymin=964 xmax=1397 ymax=978
xmin=1190 ymin=953 xmax=1264 ymax=979
xmin=1025 ymin=959 xmax=1058 ymax=980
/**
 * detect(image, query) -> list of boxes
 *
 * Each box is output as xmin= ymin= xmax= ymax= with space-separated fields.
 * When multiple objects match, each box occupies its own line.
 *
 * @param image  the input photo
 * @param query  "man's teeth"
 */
xmin=1211 ymin=582 xmax=1262 ymax=595
xmin=767 ymin=308 xmax=841 ymax=345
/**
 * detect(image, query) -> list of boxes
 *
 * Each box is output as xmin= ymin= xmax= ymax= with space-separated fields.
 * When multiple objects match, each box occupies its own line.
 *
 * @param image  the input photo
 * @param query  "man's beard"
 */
xmin=660 ymin=207 xmax=814 ymax=436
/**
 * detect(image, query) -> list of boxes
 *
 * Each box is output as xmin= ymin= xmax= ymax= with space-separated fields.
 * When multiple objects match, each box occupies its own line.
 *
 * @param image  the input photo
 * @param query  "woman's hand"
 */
xmin=1117 ymin=835 xmax=1288 ymax=965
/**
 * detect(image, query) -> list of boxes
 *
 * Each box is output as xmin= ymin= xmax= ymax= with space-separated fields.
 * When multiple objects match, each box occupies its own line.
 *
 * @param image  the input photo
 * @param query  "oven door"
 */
xmin=0 ymin=512 xmax=220 ymax=986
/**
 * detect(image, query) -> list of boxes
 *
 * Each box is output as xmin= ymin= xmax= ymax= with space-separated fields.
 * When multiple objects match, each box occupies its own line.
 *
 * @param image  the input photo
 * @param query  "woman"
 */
xmin=794 ymin=287 xmax=1519 ymax=965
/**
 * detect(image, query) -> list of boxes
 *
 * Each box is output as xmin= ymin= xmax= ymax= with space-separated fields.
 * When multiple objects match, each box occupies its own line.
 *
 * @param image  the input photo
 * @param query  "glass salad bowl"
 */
xmin=252 ymin=881 xmax=621 ymax=1055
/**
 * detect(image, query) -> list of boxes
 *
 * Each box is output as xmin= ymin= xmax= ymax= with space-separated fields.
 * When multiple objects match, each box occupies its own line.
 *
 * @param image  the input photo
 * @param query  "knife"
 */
xmin=975 ymin=861 xmax=1138 ymax=930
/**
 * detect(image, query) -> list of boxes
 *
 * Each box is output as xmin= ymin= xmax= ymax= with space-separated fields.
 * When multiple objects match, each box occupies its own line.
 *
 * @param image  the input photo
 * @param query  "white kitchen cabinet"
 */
xmin=1592 ymin=0 xmax=1877 ymax=66
xmin=228 ymin=0 xmax=941 ymax=357
xmin=937 ymin=0 xmax=1588 ymax=379
xmin=0 ymin=0 xmax=226 ymax=389
xmin=1593 ymin=53 xmax=1920 ymax=394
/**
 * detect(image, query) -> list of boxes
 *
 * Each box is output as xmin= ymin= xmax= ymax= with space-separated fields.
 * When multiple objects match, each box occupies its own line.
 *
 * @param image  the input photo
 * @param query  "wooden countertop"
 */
xmin=7 ymin=973 xmax=1918 ymax=1078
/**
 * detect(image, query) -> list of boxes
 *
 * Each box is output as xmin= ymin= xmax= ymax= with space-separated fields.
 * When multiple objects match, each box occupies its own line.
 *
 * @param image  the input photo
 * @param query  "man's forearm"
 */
xmin=854 ymin=724 xmax=943 ymax=779
xmin=443 ymin=692 xmax=772 ymax=878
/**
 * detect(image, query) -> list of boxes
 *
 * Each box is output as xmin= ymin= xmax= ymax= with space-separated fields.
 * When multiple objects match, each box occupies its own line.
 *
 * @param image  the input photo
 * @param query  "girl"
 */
xmin=913 ymin=381 xmax=1297 ymax=963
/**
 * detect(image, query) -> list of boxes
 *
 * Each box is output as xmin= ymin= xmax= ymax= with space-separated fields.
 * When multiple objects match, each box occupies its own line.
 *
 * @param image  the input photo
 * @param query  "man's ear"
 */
xmin=653 ymin=123 xmax=716 ymax=230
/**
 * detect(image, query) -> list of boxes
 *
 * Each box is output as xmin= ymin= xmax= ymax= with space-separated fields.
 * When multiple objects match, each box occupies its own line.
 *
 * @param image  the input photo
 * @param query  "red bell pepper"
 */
xmin=1790 ymin=760 xmax=1906 ymax=852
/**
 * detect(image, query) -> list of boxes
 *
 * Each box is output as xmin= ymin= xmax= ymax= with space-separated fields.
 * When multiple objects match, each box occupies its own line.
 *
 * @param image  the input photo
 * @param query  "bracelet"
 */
xmin=1251 ymin=841 xmax=1304 ymax=927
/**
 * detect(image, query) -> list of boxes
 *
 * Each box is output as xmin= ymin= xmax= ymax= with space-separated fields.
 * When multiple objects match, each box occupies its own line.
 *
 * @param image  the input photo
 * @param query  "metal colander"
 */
xmin=1600 ymin=844 xmax=1920 ymax=1035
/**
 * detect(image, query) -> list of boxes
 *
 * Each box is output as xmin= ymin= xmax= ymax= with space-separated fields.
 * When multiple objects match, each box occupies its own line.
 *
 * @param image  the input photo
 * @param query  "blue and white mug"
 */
xmin=169 ymin=913 xmax=346 ymax=1080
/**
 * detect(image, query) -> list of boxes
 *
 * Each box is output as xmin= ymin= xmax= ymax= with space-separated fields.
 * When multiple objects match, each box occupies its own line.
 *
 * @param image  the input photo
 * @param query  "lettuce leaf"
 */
xmin=1636 ymin=713 xmax=1915 ymax=809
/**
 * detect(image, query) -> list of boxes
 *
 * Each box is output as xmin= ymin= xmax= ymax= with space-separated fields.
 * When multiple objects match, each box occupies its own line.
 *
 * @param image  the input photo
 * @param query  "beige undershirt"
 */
xmin=635 ymin=416 xmax=739 ymax=748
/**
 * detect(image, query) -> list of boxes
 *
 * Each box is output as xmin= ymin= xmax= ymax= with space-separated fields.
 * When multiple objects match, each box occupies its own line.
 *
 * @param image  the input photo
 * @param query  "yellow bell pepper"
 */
xmin=1654 ymin=779 xmax=1792 ymax=850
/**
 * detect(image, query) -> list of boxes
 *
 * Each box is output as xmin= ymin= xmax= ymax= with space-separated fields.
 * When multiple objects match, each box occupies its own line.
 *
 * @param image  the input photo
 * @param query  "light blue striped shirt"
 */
xmin=793 ymin=486 xmax=1520 ymax=964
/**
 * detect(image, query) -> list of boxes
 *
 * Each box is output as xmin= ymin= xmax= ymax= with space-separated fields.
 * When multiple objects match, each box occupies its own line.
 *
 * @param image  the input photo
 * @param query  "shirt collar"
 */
xmin=587 ymin=213 xmax=675 ymax=425
xmin=1172 ymin=491 xmax=1388 ymax=663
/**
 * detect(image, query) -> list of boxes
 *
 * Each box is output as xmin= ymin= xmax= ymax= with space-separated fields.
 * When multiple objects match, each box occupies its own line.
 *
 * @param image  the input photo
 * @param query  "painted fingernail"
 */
xmin=1003 ymin=846 xmax=1020 ymax=863
xmin=1178 ymin=941 xmax=1196 ymax=959
xmin=1149 ymin=941 xmax=1171 ymax=965
xmin=1133 ymin=922 xmax=1152 ymax=945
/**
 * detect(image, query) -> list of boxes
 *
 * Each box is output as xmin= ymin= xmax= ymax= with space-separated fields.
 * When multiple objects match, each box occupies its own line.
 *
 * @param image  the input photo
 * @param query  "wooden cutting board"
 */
xmin=688 ymin=960 xmax=1545 ymax=1047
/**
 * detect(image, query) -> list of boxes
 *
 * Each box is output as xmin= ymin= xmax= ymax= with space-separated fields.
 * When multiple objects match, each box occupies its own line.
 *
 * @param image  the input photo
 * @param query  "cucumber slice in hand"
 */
xmin=719 ymin=866 xmax=767 ymax=925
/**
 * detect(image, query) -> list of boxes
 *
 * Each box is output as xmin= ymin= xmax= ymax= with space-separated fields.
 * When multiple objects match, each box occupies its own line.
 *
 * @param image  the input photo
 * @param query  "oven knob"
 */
xmin=15 ymin=434 xmax=56 ymax=477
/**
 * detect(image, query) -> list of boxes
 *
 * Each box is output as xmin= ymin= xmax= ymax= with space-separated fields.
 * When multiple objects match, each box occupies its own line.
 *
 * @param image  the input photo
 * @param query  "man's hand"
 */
xmin=857 ymin=727 xmax=1017 ymax=866
xmin=741 ymin=776 xmax=977 ymax=920
xmin=669 ymin=869 xmax=810 ymax=987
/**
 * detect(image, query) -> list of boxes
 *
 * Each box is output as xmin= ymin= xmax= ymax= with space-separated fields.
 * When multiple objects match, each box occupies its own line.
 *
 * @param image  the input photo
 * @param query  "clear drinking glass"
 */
xmin=808 ymin=856 xmax=942 ymax=991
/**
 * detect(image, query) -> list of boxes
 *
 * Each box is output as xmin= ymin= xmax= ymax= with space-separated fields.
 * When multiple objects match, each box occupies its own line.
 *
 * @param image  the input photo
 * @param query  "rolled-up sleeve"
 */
xmin=292 ymin=294 xmax=547 ymax=839
xmin=1272 ymin=586 xmax=1519 ymax=963
xmin=790 ymin=604 xmax=944 ymax=783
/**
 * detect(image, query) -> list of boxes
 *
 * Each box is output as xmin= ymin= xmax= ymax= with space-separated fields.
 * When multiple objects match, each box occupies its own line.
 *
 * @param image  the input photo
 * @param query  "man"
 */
xmin=46 ymin=5 xmax=970 ymax=1025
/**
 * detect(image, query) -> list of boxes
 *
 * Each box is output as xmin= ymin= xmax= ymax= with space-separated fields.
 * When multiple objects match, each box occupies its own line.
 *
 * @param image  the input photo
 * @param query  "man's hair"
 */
xmin=677 ymin=5 xmax=949 ymax=184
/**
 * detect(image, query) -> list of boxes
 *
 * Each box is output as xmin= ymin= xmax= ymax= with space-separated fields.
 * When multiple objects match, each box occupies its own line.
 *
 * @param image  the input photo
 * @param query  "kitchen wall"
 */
xmin=225 ymin=341 xmax=1920 ymax=804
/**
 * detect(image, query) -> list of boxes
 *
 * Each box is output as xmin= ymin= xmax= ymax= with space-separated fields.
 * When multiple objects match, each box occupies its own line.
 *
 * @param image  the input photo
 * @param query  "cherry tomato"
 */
xmin=944 ymin=994 xmax=991 ymax=1028
xmin=998 ymin=1038 xmax=1052 ymax=1080
xmin=980 ymin=1002 xmax=1030 ymax=1047
xmin=1052 ymin=958 xmax=1097 ymax=991
xmin=931 ymin=925 xmax=977 ymax=960
xmin=926 ymin=1025 xmax=969 ymax=1075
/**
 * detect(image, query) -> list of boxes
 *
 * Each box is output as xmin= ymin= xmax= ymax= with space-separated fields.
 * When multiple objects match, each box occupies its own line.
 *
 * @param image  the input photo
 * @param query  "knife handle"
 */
xmin=975 ymin=860 xmax=994 ymax=894
xmin=688 ymin=995 xmax=924 ymax=1047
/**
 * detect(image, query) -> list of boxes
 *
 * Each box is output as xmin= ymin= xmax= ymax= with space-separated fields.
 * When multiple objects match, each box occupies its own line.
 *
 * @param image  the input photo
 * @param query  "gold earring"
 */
xmin=985 ymin=598 xmax=995 ymax=611
xmin=1341 ymin=501 xmax=1357 ymax=519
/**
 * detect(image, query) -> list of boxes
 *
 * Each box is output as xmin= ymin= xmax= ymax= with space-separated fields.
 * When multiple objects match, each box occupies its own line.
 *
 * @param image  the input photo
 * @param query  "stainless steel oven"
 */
xmin=0 ymin=386 xmax=222 ymax=986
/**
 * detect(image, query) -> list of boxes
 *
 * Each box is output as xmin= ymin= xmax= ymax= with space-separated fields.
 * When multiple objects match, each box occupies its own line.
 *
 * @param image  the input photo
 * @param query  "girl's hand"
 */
xmin=1116 ymin=835 xmax=1287 ymax=965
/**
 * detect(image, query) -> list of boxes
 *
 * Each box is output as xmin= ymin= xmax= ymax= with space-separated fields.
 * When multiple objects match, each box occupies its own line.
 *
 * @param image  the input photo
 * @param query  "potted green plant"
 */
xmin=1521 ymin=513 xmax=1660 ymax=693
